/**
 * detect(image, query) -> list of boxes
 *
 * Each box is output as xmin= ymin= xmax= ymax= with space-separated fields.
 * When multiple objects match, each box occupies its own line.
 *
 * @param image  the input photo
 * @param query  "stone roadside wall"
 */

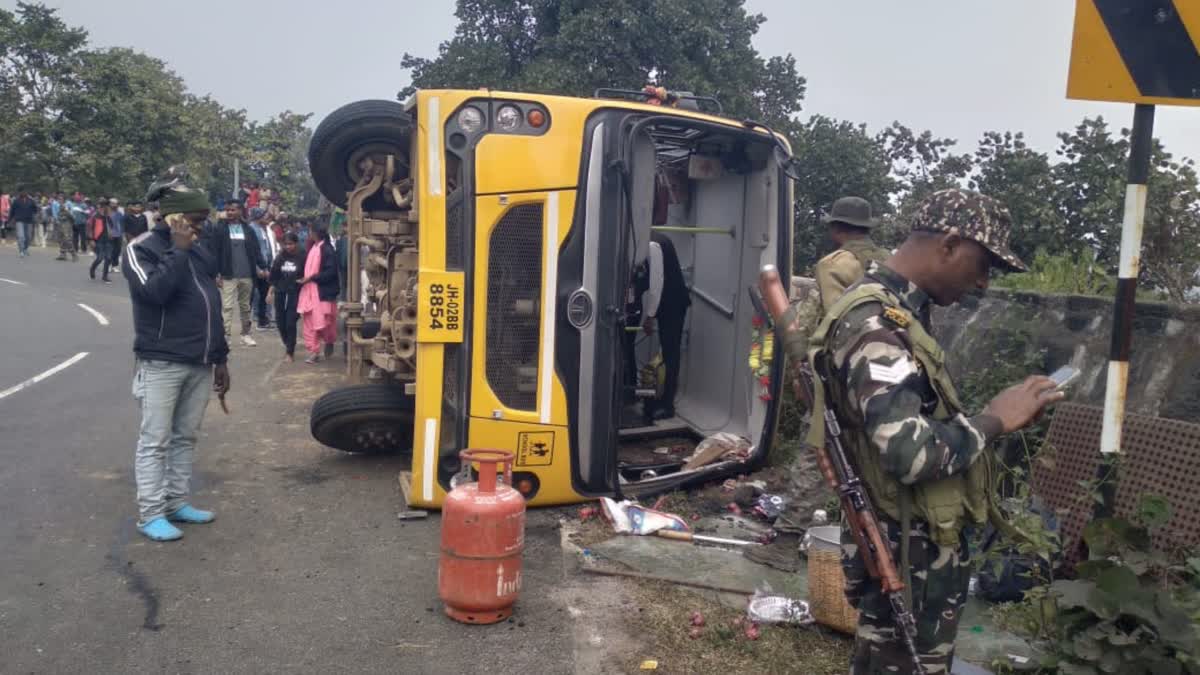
xmin=792 ymin=277 xmax=1200 ymax=422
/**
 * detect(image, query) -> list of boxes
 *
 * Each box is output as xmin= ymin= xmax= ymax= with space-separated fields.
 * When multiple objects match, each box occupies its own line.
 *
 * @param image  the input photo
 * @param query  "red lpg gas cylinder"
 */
xmin=438 ymin=449 xmax=526 ymax=624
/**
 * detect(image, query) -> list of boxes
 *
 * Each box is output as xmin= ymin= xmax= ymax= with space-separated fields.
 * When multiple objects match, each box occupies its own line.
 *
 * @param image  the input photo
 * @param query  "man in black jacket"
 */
xmin=210 ymin=199 xmax=267 ymax=347
xmin=122 ymin=177 xmax=229 ymax=542
xmin=122 ymin=200 xmax=149 ymax=241
xmin=9 ymin=190 xmax=38 ymax=258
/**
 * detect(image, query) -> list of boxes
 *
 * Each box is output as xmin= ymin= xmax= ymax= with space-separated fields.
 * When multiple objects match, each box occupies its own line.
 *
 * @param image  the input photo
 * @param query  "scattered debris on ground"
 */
xmin=682 ymin=432 xmax=752 ymax=471
xmin=619 ymin=435 xmax=695 ymax=467
xmin=625 ymin=580 xmax=851 ymax=674
xmin=563 ymin=457 xmax=1040 ymax=672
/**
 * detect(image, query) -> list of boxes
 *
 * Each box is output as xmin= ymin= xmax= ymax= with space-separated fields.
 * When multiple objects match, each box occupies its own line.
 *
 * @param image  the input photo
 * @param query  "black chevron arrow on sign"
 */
xmin=1094 ymin=0 xmax=1200 ymax=99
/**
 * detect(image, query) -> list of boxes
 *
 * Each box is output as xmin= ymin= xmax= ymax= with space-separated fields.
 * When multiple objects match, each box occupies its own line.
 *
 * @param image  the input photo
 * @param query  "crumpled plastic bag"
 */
xmin=746 ymin=583 xmax=814 ymax=625
xmin=599 ymin=497 xmax=690 ymax=536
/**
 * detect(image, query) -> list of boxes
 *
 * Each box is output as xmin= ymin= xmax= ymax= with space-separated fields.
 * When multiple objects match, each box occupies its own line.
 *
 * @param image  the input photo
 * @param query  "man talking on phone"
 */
xmin=121 ymin=170 xmax=229 ymax=542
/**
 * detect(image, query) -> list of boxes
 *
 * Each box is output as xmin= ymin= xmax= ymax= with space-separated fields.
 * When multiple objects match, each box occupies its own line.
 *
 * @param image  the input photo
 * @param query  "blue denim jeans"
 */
xmin=14 ymin=221 xmax=31 ymax=255
xmin=131 ymin=359 xmax=212 ymax=523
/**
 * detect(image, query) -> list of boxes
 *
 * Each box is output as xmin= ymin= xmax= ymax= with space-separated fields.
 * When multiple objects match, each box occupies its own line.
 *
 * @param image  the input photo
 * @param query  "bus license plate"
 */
xmin=417 ymin=271 xmax=465 ymax=343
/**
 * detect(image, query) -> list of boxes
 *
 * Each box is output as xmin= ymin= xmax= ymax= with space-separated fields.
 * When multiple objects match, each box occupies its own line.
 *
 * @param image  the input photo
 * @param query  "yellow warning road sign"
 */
xmin=1067 ymin=0 xmax=1200 ymax=107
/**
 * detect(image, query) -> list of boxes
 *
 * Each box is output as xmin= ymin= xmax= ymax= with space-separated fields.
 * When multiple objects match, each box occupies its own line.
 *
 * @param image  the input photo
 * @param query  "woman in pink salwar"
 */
xmin=296 ymin=223 xmax=339 ymax=364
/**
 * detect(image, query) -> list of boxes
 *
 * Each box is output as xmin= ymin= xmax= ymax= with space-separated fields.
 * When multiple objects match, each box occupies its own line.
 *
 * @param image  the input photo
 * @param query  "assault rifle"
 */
xmin=754 ymin=265 xmax=923 ymax=674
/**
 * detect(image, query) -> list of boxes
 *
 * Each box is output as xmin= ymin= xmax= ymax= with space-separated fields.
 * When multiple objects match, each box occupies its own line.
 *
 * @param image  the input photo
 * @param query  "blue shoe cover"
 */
xmin=167 ymin=504 xmax=215 ymax=524
xmin=138 ymin=517 xmax=183 ymax=541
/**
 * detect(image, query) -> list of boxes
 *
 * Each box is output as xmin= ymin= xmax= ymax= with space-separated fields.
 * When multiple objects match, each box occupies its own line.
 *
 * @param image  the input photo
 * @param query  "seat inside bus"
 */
xmin=619 ymin=124 xmax=781 ymax=477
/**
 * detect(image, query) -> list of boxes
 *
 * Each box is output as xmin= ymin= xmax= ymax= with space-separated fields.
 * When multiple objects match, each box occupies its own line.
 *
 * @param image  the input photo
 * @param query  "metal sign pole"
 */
xmin=1096 ymin=103 xmax=1155 ymax=514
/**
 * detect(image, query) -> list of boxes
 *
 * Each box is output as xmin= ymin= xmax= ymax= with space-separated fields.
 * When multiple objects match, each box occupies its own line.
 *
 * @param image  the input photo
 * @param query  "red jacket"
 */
xmin=91 ymin=215 xmax=107 ymax=241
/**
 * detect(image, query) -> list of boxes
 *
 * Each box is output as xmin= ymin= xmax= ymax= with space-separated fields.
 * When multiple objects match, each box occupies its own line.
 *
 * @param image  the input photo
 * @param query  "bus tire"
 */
xmin=310 ymin=384 xmax=415 ymax=454
xmin=308 ymin=99 xmax=411 ymax=210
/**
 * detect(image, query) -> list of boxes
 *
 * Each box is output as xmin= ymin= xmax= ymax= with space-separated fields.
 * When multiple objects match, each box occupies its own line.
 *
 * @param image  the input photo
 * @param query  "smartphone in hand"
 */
xmin=1048 ymin=365 xmax=1080 ymax=390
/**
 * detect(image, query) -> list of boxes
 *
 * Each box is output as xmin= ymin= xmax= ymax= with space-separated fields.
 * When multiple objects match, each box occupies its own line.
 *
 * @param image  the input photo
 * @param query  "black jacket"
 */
xmin=312 ymin=239 xmax=340 ymax=301
xmin=121 ymin=225 xmax=229 ymax=366
xmin=629 ymin=232 xmax=690 ymax=321
xmin=9 ymin=196 xmax=38 ymax=223
xmin=269 ymin=250 xmax=303 ymax=294
xmin=122 ymin=212 xmax=149 ymax=240
xmin=208 ymin=219 xmax=266 ymax=280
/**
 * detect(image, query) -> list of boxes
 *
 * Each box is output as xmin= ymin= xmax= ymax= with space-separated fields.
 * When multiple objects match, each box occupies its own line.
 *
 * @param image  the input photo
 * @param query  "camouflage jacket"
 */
xmin=825 ymin=265 xmax=1003 ymax=486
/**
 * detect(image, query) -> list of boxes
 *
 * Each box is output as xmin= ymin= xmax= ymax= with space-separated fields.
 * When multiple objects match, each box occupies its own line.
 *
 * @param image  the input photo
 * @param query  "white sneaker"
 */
xmin=241 ymin=335 xmax=258 ymax=347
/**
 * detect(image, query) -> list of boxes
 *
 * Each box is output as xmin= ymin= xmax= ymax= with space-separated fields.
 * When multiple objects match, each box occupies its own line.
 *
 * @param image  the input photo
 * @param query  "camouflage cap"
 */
xmin=909 ymin=188 xmax=1026 ymax=272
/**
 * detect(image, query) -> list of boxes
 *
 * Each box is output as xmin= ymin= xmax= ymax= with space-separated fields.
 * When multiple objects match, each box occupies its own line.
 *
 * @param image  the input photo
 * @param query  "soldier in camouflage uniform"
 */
xmin=54 ymin=202 xmax=77 ymax=261
xmin=771 ymin=198 xmax=888 ymax=535
xmin=815 ymin=196 xmax=891 ymax=313
xmin=808 ymin=189 xmax=1062 ymax=673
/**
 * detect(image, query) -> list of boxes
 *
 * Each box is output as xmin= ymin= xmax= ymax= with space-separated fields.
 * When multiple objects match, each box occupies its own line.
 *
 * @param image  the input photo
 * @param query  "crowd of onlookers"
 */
xmin=1 ymin=182 xmax=349 ymax=364
xmin=200 ymin=192 xmax=348 ymax=364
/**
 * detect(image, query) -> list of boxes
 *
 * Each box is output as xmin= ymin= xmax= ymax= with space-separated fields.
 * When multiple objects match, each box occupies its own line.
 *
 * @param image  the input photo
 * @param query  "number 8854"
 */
xmin=428 ymin=284 xmax=461 ymax=331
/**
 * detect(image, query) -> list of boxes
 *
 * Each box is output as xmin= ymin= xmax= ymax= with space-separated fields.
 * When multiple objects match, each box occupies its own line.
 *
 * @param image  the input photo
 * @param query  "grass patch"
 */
xmin=626 ymin=580 xmax=852 ymax=674
xmin=568 ymin=513 xmax=617 ymax=550
xmin=768 ymin=437 xmax=804 ymax=468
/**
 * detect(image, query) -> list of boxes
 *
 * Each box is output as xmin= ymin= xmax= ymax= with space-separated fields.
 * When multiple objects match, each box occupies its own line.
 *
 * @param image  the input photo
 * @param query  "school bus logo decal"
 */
xmin=516 ymin=431 xmax=555 ymax=467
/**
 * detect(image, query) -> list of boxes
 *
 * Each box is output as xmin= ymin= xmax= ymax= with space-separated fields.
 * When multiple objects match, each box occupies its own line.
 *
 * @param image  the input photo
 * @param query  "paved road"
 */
xmin=0 ymin=243 xmax=580 ymax=674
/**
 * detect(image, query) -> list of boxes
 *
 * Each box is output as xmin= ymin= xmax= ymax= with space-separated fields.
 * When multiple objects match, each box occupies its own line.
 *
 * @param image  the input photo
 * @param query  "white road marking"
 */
xmin=77 ymin=303 xmax=110 ymax=326
xmin=0 ymin=277 xmax=28 ymax=286
xmin=0 ymin=352 xmax=89 ymax=401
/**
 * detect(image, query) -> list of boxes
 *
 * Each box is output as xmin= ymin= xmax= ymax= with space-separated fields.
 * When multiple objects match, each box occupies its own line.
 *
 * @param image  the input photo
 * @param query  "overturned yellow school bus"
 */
xmin=306 ymin=88 xmax=792 ymax=508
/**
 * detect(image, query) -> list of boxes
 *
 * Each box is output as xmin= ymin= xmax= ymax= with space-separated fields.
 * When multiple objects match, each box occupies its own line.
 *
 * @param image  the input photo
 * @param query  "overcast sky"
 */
xmin=10 ymin=0 xmax=1200 ymax=165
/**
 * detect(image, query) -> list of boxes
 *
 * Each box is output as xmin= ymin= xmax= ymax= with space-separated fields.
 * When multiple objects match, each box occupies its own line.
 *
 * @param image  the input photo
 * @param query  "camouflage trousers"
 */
xmin=841 ymin=515 xmax=971 ymax=674
xmin=57 ymin=219 xmax=76 ymax=256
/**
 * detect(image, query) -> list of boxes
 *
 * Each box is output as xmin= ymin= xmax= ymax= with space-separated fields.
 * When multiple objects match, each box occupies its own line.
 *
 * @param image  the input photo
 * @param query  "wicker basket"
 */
xmin=808 ymin=549 xmax=859 ymax=634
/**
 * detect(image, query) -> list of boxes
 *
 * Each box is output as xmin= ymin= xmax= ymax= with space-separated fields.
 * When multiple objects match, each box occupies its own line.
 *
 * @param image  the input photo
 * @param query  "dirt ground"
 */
xmin=626 ymin=580 xmax=852 ymax=674
xmin=562 ymin=457 xmax=854 ymax=674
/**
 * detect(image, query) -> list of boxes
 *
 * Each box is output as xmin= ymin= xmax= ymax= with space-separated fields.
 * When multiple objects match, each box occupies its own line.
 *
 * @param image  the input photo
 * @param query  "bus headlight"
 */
xmin=495 ymin=105 xmax=522 ymax=132
xmin=457 ymin=106 xmax=485 ymax=133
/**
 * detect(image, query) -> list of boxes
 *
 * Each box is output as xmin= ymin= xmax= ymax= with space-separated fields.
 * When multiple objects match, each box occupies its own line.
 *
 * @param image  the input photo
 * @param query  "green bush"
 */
xmin=1044 ymin=499 xmax=1200 ymax=674
xmin=992 ymin=248 xmax=1167 ymax=301
xmin=993 ymin=249 xmax=1116 ymax=297
xmin=990 ymin=494 xmax=1200 ymax=675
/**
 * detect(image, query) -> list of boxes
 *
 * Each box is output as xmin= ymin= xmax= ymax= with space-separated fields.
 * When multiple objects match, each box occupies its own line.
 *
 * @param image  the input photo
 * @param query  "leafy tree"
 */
xmin=0 ymin=1 xmax=86 ymax=191
xmin=788 ymin=115 xmax=896 ymax=272
xmin=399 ymin=0 xmax=806 ymax=126
xmin=878 ymin=122 xmax=974 ymax=217
xmin=176 ymin=94 xmax=250 ymax=200
xmin=0 ymin=2 xmax=318 ymax=213
xmin=1046 ymin=117 xmax=1200 ymax=302
xmin=1141 ymin=145 xmax=1200 ymax=303
xmin=244 ymin=111 xmax=320 ymax=211
xmin=1052 ymin=116 xmax=1126 ymax=262
xmin=59 ymin=48 xmax=192 ymax=197
xmin=969 ymin=131 xmax=1063 ymax=263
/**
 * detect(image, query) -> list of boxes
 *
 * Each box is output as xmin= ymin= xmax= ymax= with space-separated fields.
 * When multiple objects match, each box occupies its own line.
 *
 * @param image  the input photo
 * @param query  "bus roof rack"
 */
xmin=594 ymin=87 xmax=723 ymax=115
